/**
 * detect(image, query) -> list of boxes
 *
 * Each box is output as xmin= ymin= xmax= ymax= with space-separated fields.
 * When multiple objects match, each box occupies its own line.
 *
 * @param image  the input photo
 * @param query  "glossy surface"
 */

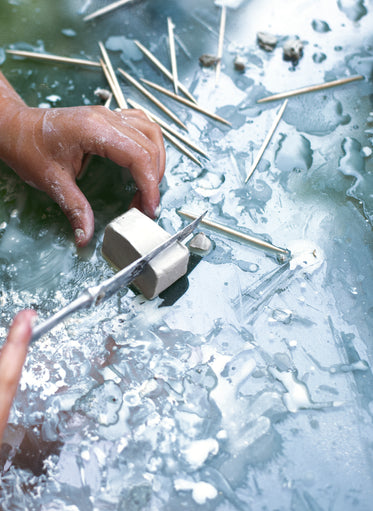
xmin=0 ymin=0 xmax=372 ymax=509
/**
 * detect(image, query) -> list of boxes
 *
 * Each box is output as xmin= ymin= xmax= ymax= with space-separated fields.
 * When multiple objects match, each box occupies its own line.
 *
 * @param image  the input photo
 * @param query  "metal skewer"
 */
xmin=31 ymin=212 xmax=206 ymax=343
xmin=257 ymin=75 xmax=364 ymax=103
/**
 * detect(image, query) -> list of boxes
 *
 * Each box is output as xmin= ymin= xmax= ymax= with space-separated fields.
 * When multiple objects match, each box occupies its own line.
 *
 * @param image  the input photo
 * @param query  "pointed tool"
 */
xmin=31 ymin=212 xmax=206 ymax=343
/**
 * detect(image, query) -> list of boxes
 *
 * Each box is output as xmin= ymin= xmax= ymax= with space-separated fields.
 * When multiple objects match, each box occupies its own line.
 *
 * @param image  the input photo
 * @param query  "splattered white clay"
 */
xmin=257 ymin=32 xmax=278 ymax=51
xmin=102 ymin=208 xmax=190 ymax=299
xmin=188 ymin=232 xmax=212 ymax=253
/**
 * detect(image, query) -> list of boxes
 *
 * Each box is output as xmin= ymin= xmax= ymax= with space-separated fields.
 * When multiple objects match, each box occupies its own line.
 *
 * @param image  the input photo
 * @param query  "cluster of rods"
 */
xmin=5 ymin=0 xmax=364 ymax=258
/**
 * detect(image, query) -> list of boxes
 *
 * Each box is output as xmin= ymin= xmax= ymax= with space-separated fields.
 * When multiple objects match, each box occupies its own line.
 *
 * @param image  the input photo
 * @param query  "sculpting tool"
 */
xmin=31 ymin=212 xmax=206 ymax=342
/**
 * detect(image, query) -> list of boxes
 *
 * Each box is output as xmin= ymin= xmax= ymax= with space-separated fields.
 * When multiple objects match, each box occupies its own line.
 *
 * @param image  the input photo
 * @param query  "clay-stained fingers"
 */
xmin=0 ymin=310 xmax=36 ymax=444
xmin=81 ymin=110 xmax=163 ymax=218
xmin=43 ymin=167 xmax=95 ymax=247
xmin=114 ymin=109 xmax=166 ymax=181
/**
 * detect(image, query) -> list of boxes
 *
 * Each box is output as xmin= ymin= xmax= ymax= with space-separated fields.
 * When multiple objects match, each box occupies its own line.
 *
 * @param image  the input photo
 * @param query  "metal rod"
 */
xmin=215 ymin=5 xmax=226 ymax=84
xmin=167 ymin=17 xmax=179 ymax=95
xmin=257 ymin=75 xmax=364 ymax=103
xmin=118 ymin=68 xmax=188 ymax=130
xmin=245 ymin=99 xmax=288 ymax=183
xmin=31 ymin=212 xmax=206 ymax=342
xmin=133 ymin=40 xmax=198 ymax=104
xmin=127 ymin=99 xmax=209 ymax=158
xmin=6 ymin=49 xmax=101 ymax=67
xmin=140 ymin=78 xmax=231 ymax=126
xmin=178 ymin=210 xmax=290 ymax=256
xmin=99 ymin=42 xmax=127 ymax=108
xmin=83 ymin=0 xmax=134 ymax=21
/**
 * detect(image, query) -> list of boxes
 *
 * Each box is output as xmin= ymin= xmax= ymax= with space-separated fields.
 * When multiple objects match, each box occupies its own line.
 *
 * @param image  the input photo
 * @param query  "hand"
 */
xmin=0 ymin=103 xmax=165 ymax=246
xmin=0 ymin=310 xmax=36 ymax=446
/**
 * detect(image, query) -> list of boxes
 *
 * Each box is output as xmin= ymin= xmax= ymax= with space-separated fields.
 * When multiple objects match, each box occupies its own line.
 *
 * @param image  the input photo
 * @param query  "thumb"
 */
xmin=47 ymin=174 xmax=95 ymax=247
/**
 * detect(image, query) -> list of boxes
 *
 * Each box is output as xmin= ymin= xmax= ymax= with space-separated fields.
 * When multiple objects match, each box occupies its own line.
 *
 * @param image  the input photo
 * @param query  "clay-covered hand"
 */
xmin=0 ymin=73 xmax=165 ymax=247
xmin=0 ymin=310 xmax=36 ymax=446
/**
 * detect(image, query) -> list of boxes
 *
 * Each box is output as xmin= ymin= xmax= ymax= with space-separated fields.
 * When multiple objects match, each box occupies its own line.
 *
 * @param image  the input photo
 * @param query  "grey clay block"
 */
xmin=102 ymin=208 xmax=190 ymax=300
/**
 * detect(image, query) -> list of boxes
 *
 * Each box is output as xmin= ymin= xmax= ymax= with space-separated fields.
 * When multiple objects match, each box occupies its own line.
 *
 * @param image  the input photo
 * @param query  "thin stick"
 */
xmin=215 ymin=5 xmax=226 ymax=84
xmin=118 ymin=68 xmax=188 ymax=130
xmin=178 ymin=210 xmax=290 ymax=256
xmin=162 ymin=130 xmax=203 ymax=166
xmin=127 ymin=100 xmax=201 ymax=165
xmin=99 ymin=42 xmax=127 ymax=108
xmin=133 ymin=40 xmax=197 ymax=104
xmin=6 ymin=49 xmax=101 ymax=67
xmin=84 ymin=0 xmax=134 ymax=22
xmin=99 ymin=58 xmax=125 ymax=111
xmin=257 ymin=75 xmax=364 ymax=103
xmin=127 ymin=99 xmax=209 ymax=158
xmin=167 ymin=17 xmax=179 ymax=94
xmin=245 ymin=99 xmax=288 ymax=183
xmin=141 ymin=78 xmax=231 ymax=126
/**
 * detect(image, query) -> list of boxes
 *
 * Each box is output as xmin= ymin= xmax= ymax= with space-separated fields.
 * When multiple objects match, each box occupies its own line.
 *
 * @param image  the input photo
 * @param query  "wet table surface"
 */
xmin=0 ymin=0 xmax=372 ymax=509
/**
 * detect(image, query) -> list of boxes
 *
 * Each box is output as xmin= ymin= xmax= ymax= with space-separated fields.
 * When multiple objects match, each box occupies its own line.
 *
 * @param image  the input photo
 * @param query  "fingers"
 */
xmin=0 ymin=310 xmax=36 ymax=445
xmin=45 ymin=168 xmax=95 ymax=247
xmin=115 ymin=109 xmax=166 ymax=181
xmin=81 ymin=107 xmax=165 ymax=218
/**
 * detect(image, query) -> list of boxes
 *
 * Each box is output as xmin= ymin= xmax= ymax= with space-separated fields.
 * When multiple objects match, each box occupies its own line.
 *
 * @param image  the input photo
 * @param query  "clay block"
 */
xmin=102 ymin=208 xmax=190 ymax=299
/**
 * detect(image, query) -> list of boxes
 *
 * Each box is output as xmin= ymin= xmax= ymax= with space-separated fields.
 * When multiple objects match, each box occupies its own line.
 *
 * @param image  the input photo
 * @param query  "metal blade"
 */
xmin=31 ymin=211 xmax=206 ymax=343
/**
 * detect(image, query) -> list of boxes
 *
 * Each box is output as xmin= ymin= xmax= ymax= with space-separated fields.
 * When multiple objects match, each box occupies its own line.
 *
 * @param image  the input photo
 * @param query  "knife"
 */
xmin=31 ymin=211 xmax=206 ymax=343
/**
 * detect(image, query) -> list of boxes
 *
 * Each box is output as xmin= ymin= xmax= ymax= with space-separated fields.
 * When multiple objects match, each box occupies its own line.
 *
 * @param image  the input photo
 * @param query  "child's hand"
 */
xmin=0 ymin=310 xmax=36 ymax=446
xmin=0 ymin=103 xmax=165 ymax=246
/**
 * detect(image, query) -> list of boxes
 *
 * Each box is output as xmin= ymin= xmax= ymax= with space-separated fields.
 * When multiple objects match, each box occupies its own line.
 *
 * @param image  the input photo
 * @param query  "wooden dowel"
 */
xmin=215 ymin=5 xmax=226 ymax=84
xmin=178 ymin=210 xmax=290 ymax=256
xmin=84 ymin=0 xmax=134 ymax=21
xmin=167 ymin=17 xmax=179 ymax=94
xmin=99 ymin=42 xmax=127 ymax=108
xmin=257 ymin=75 xmax=364 ymax=103
xmin=6 ymin=49 xmax=100 ymax=67
xmin=127 ymin=99 xmax=209 ymax=158
xmin=118 ymin=68 xmax=188 ymax=131
xmin=141 ymin=78 xmax=231 ymax=126
xmin=245 ymin=99 xmax=288 ymax=183
xmin=133 ymin=40 xmax=198 ymax=104
xmin=162 ymin=130 xmax=203 ymax=166
xmin=100 ymin=59 xmax=123 ymax=109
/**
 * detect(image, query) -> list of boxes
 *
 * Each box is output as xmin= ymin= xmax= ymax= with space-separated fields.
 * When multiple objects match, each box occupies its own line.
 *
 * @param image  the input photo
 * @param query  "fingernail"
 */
xmin=74 ymin=228 xmax=85 ymax=245
xmin=154 ymin=205 xmax=161 ymax=218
